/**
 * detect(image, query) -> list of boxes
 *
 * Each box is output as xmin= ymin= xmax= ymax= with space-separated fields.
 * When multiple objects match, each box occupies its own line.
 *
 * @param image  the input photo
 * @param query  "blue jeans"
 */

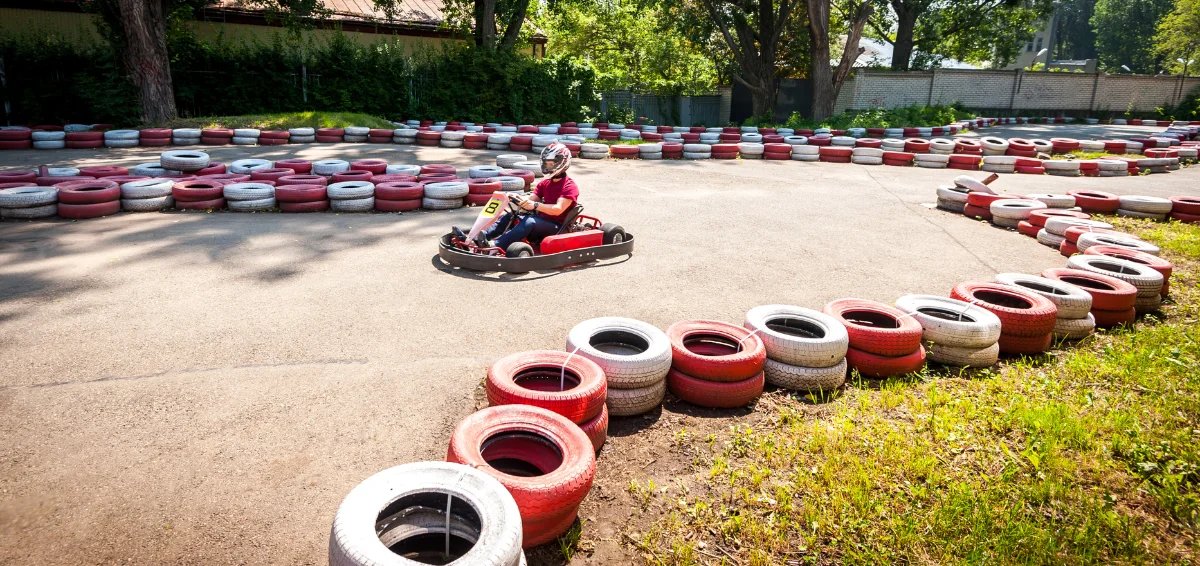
xmin=485 ymin=213 xmax=561 ymax=251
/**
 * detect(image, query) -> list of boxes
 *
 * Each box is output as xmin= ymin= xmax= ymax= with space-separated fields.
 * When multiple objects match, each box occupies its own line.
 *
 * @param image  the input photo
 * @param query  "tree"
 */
xmin=1053 ymin=0 xmax=1097 ymax=60
xmin=1092 ymin=0 xmax=1174 ymax=73
xmin=695 ymin=0 xmax=802 ymax=117
xmin=425 ymin=0 xmax=533 ymax=50
xmin=1155 ymin=0 xmax=1200 ymax=74
xmin=808 ymin=0 xmax=873 ymax=121
xmin=864 ymin=0 xmax=1053 ymax=70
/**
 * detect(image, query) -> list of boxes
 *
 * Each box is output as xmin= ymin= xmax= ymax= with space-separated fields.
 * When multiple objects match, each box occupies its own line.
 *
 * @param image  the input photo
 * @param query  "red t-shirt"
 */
xmin=533 ymin=175 xmax=580 ymax=224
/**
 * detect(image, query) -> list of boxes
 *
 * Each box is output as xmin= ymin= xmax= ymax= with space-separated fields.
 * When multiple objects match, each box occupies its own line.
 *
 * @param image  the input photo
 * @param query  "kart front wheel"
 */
xmin=506 ymin=242 xmax=534 ymax=258
xmin=601 ymin=224 xmax=626 ymax=245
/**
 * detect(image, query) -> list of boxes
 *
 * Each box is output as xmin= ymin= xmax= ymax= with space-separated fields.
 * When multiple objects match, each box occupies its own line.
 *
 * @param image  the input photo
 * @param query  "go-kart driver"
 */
xmin=453 ymin=142 xmax=579 ymax=251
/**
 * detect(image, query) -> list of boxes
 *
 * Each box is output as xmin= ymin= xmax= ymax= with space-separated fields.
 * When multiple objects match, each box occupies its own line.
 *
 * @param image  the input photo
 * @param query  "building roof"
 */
xmin=213 ymin=0 xmax=442 ymax=25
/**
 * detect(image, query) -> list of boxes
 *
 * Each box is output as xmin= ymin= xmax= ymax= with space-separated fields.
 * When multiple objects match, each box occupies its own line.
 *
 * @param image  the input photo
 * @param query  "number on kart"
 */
xmin=482 ymin=199 xmax=502 ymax=217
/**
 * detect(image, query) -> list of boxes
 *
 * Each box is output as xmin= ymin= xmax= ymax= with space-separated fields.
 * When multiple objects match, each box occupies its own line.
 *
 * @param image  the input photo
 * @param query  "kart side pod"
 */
xmin=540 ymin=229 xmax=603 ymax=255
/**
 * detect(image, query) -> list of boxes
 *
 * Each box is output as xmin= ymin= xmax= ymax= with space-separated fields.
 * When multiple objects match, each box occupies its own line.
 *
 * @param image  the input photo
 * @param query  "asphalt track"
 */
xmin=0 ymin=136 xmax=1196 ymax=564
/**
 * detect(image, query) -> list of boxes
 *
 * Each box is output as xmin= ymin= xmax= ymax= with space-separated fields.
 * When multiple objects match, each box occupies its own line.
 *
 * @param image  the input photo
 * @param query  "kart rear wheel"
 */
xmin=507 ymin=242 xmax=534 ymax=258
xmin=601 ymin=224 xmax=626 ymax=245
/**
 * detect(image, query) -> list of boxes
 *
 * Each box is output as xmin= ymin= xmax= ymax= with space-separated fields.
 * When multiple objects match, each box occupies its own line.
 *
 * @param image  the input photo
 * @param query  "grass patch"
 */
xmin=155 ymin=111 xmax=393 ymax=130
xmin=629 ymin=218 xmax=1200 ymax=564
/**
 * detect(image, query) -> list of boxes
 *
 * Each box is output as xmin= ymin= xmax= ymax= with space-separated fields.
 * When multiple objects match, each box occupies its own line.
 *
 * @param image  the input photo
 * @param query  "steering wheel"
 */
xmin=508 ymin=192 xmax=534 ymax=216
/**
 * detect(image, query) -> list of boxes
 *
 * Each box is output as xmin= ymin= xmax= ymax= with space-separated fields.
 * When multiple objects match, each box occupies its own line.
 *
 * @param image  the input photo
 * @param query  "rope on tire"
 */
xmin=561 ymin=345 xmax=582 ymax=391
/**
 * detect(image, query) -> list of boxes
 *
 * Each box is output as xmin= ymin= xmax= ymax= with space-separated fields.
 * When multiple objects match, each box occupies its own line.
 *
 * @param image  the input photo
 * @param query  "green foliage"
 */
xmin=0 ymin=26 xmax=595 ymax=126
xmin=604 ymin=103 xmax=636 ymax=124
xmin=1154 ymin=0 xmax=1200 ymax=73
xmin=160 ymin=111 xmax=393 ymax=130
xmin=782 ymin=103 xmax=973 ymax=129
xmin=866 ymin=0 xmax=1055 ymax=69
xmin=534 ymin=0 xmax=718 ymax=95
xmin=1092 ymin=0 xmax=1176 ymax=73
xmin=1161 ymin=84 xmax=1200 ymax=122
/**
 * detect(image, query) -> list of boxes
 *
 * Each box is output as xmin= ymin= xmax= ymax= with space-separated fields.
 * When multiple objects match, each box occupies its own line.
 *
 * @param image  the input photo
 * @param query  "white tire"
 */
xmin=1115 ymin=209 xmax=1167 ymax=221
xmin=682 ymin=152 xmax=710 ymax=159
xmin=1044 ymin=217 xmax=1111 ymax=236
xmin=422 ymin=197 xmax=463 ymax=210
xmin=937 ymin=198 xmax=967 ymax=213
xmin=121 ymin=195 xmax=173 ymax=212
xmin=953 ymin=175 xmax=994 ymax=194
xmin=231 ymin=137 xmax=259 ymax=145
xmin=227 ymin=197 xmax=276 ymax=211
xmin=743 ymin=305 xmax=848 ymax=368
xmin=469 ymin=166 xmax=504 ymax=178
xmin=223 ymin=182 xmax=275 ymax=201
xmin=852 ymin=156 xmax=883 ymax=165
xmin=288 ymin=127 xmax=315 ymax=136
xmin=233 ymin=128 xmax=260 ymax=138
xmin=763 ymin=357 xmax=847 ymax=392
xmin=173 ymin=128 xmax=202 ymax=137
xmin=329 ymin=462 xmax=522 ymax=566
xmin=1066 ymin=255 xmax=1164 ymax=297
xmin=103 ymin=129 xmax=139 ymax=140
xmin=121 ymin=178 xmax=174 ymax=199
xmin=990 ymin=199 xmax=1046 ymax=220
xmin=925 ymin=341 xmax=999 ymax=367
xmin=992 ymin=215 xmax=1021 ymax=228
xmin=424 ymin=182 xmax=469 ymax=199
xmin=510 ymin=162 xmax=542 ymax=177
xmin=33 ymin=141 xmax=66 ymax=149
xmin=1117 ymin=195 xmax=1172 ymax=215
xmin=852 ymin=147 xmax=883 ymax=157
xmin=160 ymin=150 xmax=211 ymax=171
xmin=331 ymin=197 xmax=375 ymax=212
xmin=171 ymin=137 xmax=200 ymax=146
xmin=440 ymin=140 xmax=464 ymax=148
xmin=132 ymin=163 xmax=180 ymax=178
xmin=606 ymin=380 xmax=667 ymax=416
xmin=1054 ymin=313 xmax=1095 ymax=340
xmin=494 ymin=176 xmax=524 ymax=191
xmin=344 ymin=126 xmax=370 ymax=136
xmin=32 ymin=131 xmax=66 ymax=141
xmin=581 ymin=152 xmax=609 ymax=159
xmin=328 ymin=181 xmax=376 ymax=200
xmin=1037 ymin=229 xmax=1066 ymax=247
xmin=45 ymin=167 xmax=80 ymax=177
xmin=230 ymin=159 xmax=273 ymax=174
xmin=981 ymin=155 xmax=1016 ymax=166
xmin=386 ymin=164 xmax=421 ymax=176
xmin=936 ymin=186 xmax=969 ymax=203
xmin=894 ymin=294 xmax=1002 ymax=349
xmin=313 ymin=160 xmax=351 ymax=176
xmin=566 ymin=317 xmax=672 ymax=389
xmin=0 ymin=186 xmax=57 ymax=207
xmin=914 ymin=153 xmax=949 ymax=164
xmin=641 ymin=152 xmax=663 ymax=160
xmin=105 ymin=139 xmax=139 ymax=148
xmin=1 ymin=204 xmax=57 ymax=219
xmin=994 ymin=273 xmax=1093 ymax=319
xmin=792 ymin=145 xmax=820 ymax=155
xmin=1025 ymin=193 xmax=1075 ymax=208
xmin=1076 ymin=233 xmax=1160 ymax=256
xmin=1043 ymin=160 xmax=1079 ymax=171
xmin=1135 ymin=294 xmax=1162 ymax=312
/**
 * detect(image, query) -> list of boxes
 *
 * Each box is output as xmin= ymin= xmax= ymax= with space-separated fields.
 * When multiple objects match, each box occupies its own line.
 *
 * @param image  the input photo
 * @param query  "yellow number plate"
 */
xmin=481 ymin=199 xmax=502 ymax=218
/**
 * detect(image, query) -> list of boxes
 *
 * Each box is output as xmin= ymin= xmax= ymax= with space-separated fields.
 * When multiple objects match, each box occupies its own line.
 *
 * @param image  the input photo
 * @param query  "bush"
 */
xmin=783 ymin=104 xmax=975 ymax=130
xmin=1159 ymin=84 xmax=1200 ymax=122
xmin=1 ymin=25 xmax=596 ymax=126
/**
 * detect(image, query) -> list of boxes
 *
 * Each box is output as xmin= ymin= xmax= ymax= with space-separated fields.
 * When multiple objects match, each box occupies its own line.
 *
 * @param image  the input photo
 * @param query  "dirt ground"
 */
xmin=0 ymin=134 xmax=1197 ymax=565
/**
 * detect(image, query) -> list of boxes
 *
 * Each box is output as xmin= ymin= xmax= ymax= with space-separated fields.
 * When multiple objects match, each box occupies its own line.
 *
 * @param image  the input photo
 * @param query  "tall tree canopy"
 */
xmin=807 ymin=0 xmax=873 ymax=120
xmin=1154 ymin=0 xmax=1200 ymax=73
xmin=1092 ymin=0 xmax=1175 ymax=73
xmin=864 ymin=0 xmax=1053 ymax=70
xmin=420 ymin=0 xmax=532 ymax=50
xmin=1052 ymin=0 xmax=1097 ymax=60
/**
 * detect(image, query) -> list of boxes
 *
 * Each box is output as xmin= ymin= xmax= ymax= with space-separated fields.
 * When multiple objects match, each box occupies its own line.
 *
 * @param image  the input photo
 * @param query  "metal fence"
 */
xmin=598 ymin=91 xmax=725 ymax=127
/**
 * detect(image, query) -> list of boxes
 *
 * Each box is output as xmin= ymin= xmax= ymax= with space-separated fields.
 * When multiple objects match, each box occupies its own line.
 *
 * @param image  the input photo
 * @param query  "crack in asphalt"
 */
xmin=862 ymin=167 xmax=1002 ymax=273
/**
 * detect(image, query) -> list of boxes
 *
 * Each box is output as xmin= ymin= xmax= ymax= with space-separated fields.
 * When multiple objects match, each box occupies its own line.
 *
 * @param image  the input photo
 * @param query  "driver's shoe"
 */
xmin=451 ymin=227 xmax=469 ymax=243
xmin=473 ymin=234 xmax=493 ymax=248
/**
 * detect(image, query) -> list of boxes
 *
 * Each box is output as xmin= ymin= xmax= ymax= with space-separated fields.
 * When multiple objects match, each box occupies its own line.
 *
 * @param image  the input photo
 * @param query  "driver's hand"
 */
xmin=519 ymin=199 xmax=536 ymax=211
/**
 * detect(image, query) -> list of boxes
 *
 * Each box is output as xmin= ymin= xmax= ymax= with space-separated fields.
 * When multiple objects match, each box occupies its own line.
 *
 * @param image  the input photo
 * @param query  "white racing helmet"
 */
xmin=540 ymin=142 xmax=572 ymax=177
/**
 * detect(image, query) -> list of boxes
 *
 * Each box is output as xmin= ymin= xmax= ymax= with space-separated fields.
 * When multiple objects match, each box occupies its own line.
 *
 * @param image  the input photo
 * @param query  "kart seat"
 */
xmin=556 ymin=205 xmax=583 ymax=234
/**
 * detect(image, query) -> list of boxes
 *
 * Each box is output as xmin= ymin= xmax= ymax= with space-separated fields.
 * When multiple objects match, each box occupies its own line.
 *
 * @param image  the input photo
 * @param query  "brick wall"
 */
xmin=834 ymin=69 xmax=1200 ymax=114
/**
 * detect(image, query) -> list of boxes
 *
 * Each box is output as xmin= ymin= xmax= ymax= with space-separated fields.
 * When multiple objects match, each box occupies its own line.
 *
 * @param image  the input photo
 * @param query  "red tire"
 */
xmin=844 ymin=345 xmax=925 ymax=378
xmin=445 ymin=404 xmax=595 ymax=549
xmin=372 ymin=174 xmax=417 ymax=184
xmin=201 ymin=128 xmax=233 ymax=138
xmin=1063 ymin=226 xmax=1125 ymax=244
xmin=420 ymin=164 xmax=456 ymax=176
xmin=996 ymin=332 xmax=1053 ymax=355
xmin=314 ymin=136 xmax=342 ymax=143
xmin=330 ymin=170 xmax=372 ymax=183
xmin=274 ymin=185 xmax=327 ymax=203
xmin=823 ymin=298 xmax=923 ymax=356
xmin=966 ymin=192 xmax=1009 ymax=208
xmin=56 ymin=180 xmax=120 ymax=204
xmin=374 ymin=182 xmax=424 ymax=200
xmin=61 ymin=140 xmax=100 ymax=149
xmin=1068 ymin=190 xmax=1120 ymax=213
xmin=0 ymin=171 xmax=37 ymax=183
xmin=502 ymin=169 xmax=534 ymax=188
xmin=258 ymin=130 xmax=289 ymax=140
xmin=465 ymin=193 xmax=492 ymax=206
xmin=249 ymin=168 xmax=294 ymax=182
xmin=1060 ymin=240 xmax=1080 ymax=256
xmin=1029 ymin=209 xmax=1089 ymax=227
xmin=276 ymin=174 xmax=326 ymax=186
xmin=349 ymin=159 xmax=388 ymax=174
xmin=0 ymin=130 xmax=32 ymax=141
xmin=578 ymin=404 xmax=608 ymax=453
xmin=1085 ymin=246 xmax=1171 ymax=296
xmin=1091 ymin=307 xmax=1137 ymax=328
xmin=274 ymin=159 xmax=311 ymax=174
xmin=486 ymin=350 xmax=607 ymax=424
xmin=1040 ymin=268 xmax=1137 ymax=311
xmin=200 ymin=137 xmax=230 ymax=145
xmin=0 ymin=182 xmax=35 ymax=189
xmin=666 ymin=320 xmax=766 ymax=382
xmin=316 ymin=128 xmax=344 ymax=137
xmin=138 ymin=137 xmax=171 ymax=147
xmin=374 ymin=198 xmax=421 ymax=212
xmin=666 ymin=368 xmax=764 ymax=408
xmin=38 ymin=176 xmax=94 ymax=187
xmin=1016 ymin=166 xmax=1045 ymax=175
xmin=195 ymin=163 xmax=226 ymax=175
xmin=172 ymin=180 xmax=226 ymax=201
xmin=950 ymin=282 xmax=1057 ymax=337
xmin=1017 ymin=220 xmax=1040 ymax=237
xmin=64 ymin=131 xmax=102 ymax=142
xmin=1171 ymin=211 xmax=1200 ymax=223
xmin=467 ymin=178 xmax=502 ymax=195
xmin=1169 ymin=196 xmax=1200 ymax=215
xmin=176 ymin=197 xmax=225 ymax=210
xmin=963 ymin=204 xmax=992 ymax=220
xmin=78 ymin=166 xmax=128 ymax=178
xmin=57 ymin=200 xmax=121 ymax=219
xmin=199 ymin=174 xmax=249 ymax=184
xmin=278 ymin=200 xmax=329 ymax=213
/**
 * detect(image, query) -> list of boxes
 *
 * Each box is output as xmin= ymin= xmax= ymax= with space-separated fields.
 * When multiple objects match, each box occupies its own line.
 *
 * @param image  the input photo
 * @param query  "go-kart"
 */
xmin=438 ymin=190 xmax=634 ymax=272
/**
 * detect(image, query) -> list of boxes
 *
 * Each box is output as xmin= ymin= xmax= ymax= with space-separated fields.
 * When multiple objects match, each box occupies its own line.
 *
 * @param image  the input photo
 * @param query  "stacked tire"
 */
xmin=566 ymin=318 xmax=671 ymax=419
xmin=949 ymin=282 xmax=1057 ymax=355
xmin=374 ymin=182 xmax=423 ymax=212
xmin=744 ymin=305 xmax=849 ymax=391
xmin=139 ymin=128 xmax=171 ymax=147
xmin=103 ymin=129 xmax=139 ymax=148
xmin=0 ymin=127 xmax=33 ymax=150
xmin=447 ymin=405 xmax=595 ymax=549
xmin=1085 ymin=246 xmax=1172 ymax=298
xmin=485 ymin=350 xmax=607 ymax=459
xmin=995 ymin=273 xmax=1094 ymax=340
xmin=224 ymin=182 xmax=275 ymax=211
xmin=0 ymin=183 xmax=58 ymax=219
xmin=173 ymin=180 xmax=226 ymax=210
xmin=1170 ymin=196 xmax=1200 ymax=223
xmin=424 ymin=181 xmax=468 ymax=210
xmin=1116 ymin=195 xmax=1173 ymax=221
xmin=824 ymin=299 xmax=925 ymax=377
xmin=665 ymin=320 xmax=766 ymax=408
xmin=1041 ymin=268 xmax=1138 ymax=328
xmin=32 ymin=129 xmax=66 ymax=150
xmin=328 ymin=461 xmax=525 ymax=565
xmin=327 ymin=181 xmax=374 ymax=212
xmin=990 ymin=198 xmax=1046 ymax=229
xmin=57 ymin=180 xmax=121 ymax=219
xmin=172 ymin=128 xmax=201 ymax=146
xmin=1066 ymin=255 xmax=1165 ymax=314
xmin=894 ymin=295 xmax=1001 ymax=367
xmin=276 ymin=174 xmax=329 ymax=212
xmin=120 ymin=178 xmax=174 ymax=212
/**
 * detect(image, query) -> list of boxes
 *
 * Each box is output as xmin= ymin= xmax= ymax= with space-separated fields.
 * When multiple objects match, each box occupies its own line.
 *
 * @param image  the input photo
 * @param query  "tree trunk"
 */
xmin=498 ymin=0 xmax=530 ymax=51
xmin=474 ymin=0 xmax=496 ymax=49
xmin=117 ymin=0 xmax=175 ymax=123
xmin=808 ymin=0 xmax=872 ymax=121
xmin=891 ymin=3 xmax=918 ymax=71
